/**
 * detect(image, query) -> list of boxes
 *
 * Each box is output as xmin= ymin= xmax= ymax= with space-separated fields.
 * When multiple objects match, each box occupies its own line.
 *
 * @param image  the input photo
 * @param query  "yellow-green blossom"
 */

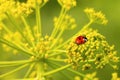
xmin=111 ymin=73 xmax=120 ymax=80
xmin=58 ymin=0 xmax=76 ymax=10
xmin=66 ymin=28 xmax=119 ymax=69
xmin=84 ymin=8 xmax=108 ymax=25
xmin=83 ymin=72 xmax=99 ymax=80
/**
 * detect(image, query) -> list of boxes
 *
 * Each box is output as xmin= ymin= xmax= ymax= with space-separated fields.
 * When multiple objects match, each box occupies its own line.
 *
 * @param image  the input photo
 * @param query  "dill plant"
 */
xmin=0 ymin=0 xmax=119 ymax=80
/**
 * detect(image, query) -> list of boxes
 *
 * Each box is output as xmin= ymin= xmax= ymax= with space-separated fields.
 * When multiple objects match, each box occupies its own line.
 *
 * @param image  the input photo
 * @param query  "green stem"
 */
xmin=0 ymin=38 xmax=35 ymax=56
xmin=0 ymin=60 xmax=32 ymax=65
xmin=36 ymin=62 xmax=45 ymax=80
xmin=67 ymin=69 xmax=92 ymax=80
xmin=24 ymin=63 xmax=36 ymax=78
xmin=67 ymin=69 xmax=85 ymax=78
xmin=21 ymin=16 xmax=29 ymax=27
xmin=36 ymin=1 xmax=42 ymax=42
xmin=47 ymin=53 xmax=65 ymax=58
xmin=50 ymin=28 xmax=64 ymax=48
xmin=47 ymin=49 xmax=66 ymax=58
xmin=51 ymin=8 xmax=64 ymax=37
xmin=81 ymin=20 xmax=93 ymax=32
xmin=51 ymin=8 xmax=67 ymax=38
xmin=0 ymin=64 xmax=28 ymax=78
xmin=51 ymin=19 xmax=73 ymax=48
xmin=0 ymin=22 xmax=12 ymax=34
xmin=48 ymin=58 xmax=66 ymax=62
xmin=0 ymin=60 xmax=31 ymax=65
xmin=5 ymin=12 xmax=32 ymax=46
xmin=1 ymin=22 xmax=32 ymax=52
xmin=49 ymin=49 xmax=66 ymax=53
xmin=40 ymin=1 xmax=48 ymax=8
xmin=48 ymin=60 xmax=92 ymax=80
xmin=47 ymin=61 xmax=72 ymax=80
xmin=44 ymin=64 xmax=71 ymax=76
xmin=21 ymin=16 xmax=35 ymax=47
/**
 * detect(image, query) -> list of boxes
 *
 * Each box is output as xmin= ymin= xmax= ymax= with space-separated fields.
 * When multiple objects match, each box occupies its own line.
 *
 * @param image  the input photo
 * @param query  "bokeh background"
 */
xmin=0 ymin=0 xmax=120 ymax=80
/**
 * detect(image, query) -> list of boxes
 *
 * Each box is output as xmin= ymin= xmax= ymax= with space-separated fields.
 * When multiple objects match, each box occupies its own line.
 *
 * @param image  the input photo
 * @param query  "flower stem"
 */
xmin=0 ymin=38 xmax=35 ymax=56
xmin=51 ymin=8 xmax=67 ymax=38
xmin=47 ymin=49 xmax=66 ymax=58
xmin=80 ymin=20 xmax=93 ymax=32
xmin=47 ymin=52 xmax=65 ymax=58
xmin=0 ymin=60 xmax=32 ymax=67
xmin=21 ymin=16 xmax=35 ymax=47
xmin=48 ymin=58 xmax=66 ymax=62
xmin=36 ymin=1 xmax=42 ymax=41
xmin=5 ymin=12 xmax=32 ymax=46
xmin=49 ymin=49 xmax=67 ymax=53
xmin=0 ymin=64 xmax=28 ymax=78
xmin=36 ymin=62 xmax=45 ymax=80
xmin=44 ymin=64 xmax=71 ymax=76
xmin=0 ymin=22 xmax=12 ymax=34
xmin=67 ymin=69 xmax=92 ymax=80
xmin=48 ymin=60 xmax=92 ymax=80
xmin=48 ymin=61 xmax=72 ymax=80
xmin=24 ymin=63 xmax=36 ymax=78
xmin=50 ymin=27 xmax=64 ymax=48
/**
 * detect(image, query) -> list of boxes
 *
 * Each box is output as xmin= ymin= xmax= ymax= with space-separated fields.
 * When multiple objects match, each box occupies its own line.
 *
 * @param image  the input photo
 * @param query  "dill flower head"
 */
xmin=58 ymin=0 xmax=76 ymax=10
xmin=84 ymin=8 xmax=108 ymax=25
xmin=66 ymin=28 xmax=119 ymax=69
xmin=0 ymin=0 xmax=119 ymax=80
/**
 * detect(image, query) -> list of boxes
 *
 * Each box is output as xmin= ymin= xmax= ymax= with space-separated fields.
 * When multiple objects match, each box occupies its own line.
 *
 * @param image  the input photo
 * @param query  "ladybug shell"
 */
xmin=75 ymin=36 xmax=87 ymax=45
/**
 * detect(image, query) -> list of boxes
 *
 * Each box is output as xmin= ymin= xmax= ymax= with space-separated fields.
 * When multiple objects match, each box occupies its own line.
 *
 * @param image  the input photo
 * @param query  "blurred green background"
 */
xmin=0 ymin=0 xmax=120 ymax=80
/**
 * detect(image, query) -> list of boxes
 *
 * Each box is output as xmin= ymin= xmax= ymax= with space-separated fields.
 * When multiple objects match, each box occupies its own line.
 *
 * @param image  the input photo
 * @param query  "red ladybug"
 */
xmin=75 ymin=36 xmax=87 ymax=45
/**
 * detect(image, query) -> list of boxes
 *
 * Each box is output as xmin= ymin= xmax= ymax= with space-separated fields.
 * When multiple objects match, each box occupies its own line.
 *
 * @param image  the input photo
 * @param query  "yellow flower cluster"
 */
xmin=83 ymin=72 xmax=98 ymax=80
xmin=13 ymin=0 xmax=48 ymax=17
xmin=58 ymin=0 xmax=76 ymax=10
xmin=74 ymin=72 xmax=98 ymax=80
xmin=84 ymin=8 xmax=108 ymax=25
xmin=12 ymin=2 xmax=33 ymax=17
xmin=66 ymin=28 xmax=119 ymax=69
xmin=0 ymin=0 xmax=15 ymax=20
xmin=0 ymin=0 xmax=15 ymax=12
xmin=74 ymin=76 xmax=81 ymax=80
xmin=27 ymin=0 xmax=49 ymax=8
xmin=82 ymin=63 xmax=92 ymax=70
xmin=53 ymin=15 xmax=76 ymax=30
xmin=112 ymin=73 xmax=120 ymax=80
xmin=0 ymin=0 xmax=49 ymax=18
xmin=31 ymin=35 xmax=52 ymax=58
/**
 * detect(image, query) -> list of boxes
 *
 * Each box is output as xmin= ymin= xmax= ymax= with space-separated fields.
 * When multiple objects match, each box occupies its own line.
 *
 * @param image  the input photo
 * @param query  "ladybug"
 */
xmin=75 ymin=36 xmax=88 ymax=45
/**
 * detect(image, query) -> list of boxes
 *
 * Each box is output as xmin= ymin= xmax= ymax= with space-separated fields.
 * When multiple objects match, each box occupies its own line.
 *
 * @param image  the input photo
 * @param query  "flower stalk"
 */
xmin=0 ymin=64 xmax=29 ymax=78
xmin=35 ymin=1 xmax=42 ymax=41
xmin=44 ymin=64 xmax=72 ymax=76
